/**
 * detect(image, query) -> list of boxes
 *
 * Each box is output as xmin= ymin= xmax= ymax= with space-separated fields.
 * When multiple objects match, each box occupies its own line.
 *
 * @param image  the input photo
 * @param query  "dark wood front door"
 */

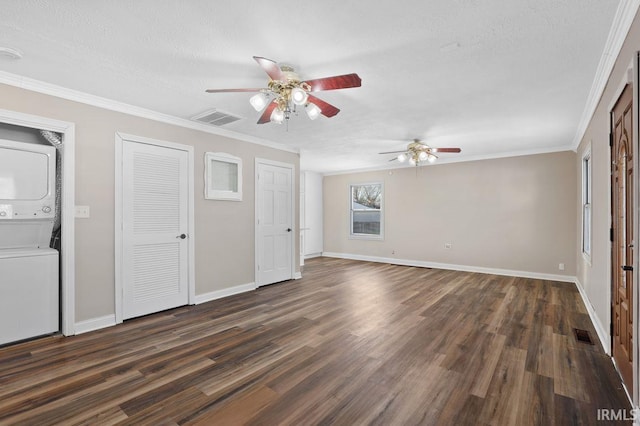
xmin=611 ymin=83 xmax=634 ymax=393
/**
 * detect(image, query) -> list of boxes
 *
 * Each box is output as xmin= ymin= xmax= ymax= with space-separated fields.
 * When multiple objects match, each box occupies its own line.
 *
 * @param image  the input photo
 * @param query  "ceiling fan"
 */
xmin=380 ymin=139 xmax=461 ymax=166
xmin=206 ymin=56 xmax=362 ymax=124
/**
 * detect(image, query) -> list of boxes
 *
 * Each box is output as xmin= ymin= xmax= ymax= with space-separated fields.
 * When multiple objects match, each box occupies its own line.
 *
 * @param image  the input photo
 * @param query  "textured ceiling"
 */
xmin=0 ymin=0 xmax=619 ymax=173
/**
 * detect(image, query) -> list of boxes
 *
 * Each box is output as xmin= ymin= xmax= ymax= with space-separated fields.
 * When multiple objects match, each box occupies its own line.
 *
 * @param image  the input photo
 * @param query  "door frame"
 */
xmin=608 ymin=54 xmax=639 ymax=405
xmin=0 ymin=109 xmax=76 ymax=336
xmin=114 ymin=132 xmax=195 ymax=323
xmin=254 ymin=158 xmax=296 ymax=286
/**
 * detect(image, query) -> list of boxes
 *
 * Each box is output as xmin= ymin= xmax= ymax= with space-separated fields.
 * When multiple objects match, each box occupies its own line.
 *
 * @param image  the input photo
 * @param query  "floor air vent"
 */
xmin=573 ymin=328 xmax=594 ymax=345
xmin=192 ymin=109 xmax=242 ymax=126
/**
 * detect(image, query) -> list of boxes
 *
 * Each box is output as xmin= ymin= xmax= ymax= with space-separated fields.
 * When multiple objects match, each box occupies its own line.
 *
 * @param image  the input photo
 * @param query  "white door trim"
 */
xmin=632 ymin=51 xmax=639 ymax=407
xmin=255 ymin=158 xmax=296 ymax=286
xmin=115 ymin=132 xmax=195 ymax=324
xmin=607 ymin=54 xmax=639 ymax=406
xmin=0 ymin=108 xmax=76 ymax=336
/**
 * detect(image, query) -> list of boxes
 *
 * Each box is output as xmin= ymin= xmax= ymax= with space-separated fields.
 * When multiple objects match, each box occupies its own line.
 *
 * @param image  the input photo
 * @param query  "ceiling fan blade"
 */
xmin=206 ymin=88 xmax=263 ymax=93
xmin=388 ymin=158 xmax=398 ymax=162
xmin=379 ymin=150 xmax=407 ymax=154
xmin=304 ymin=73 xmax=362 ymax=92
xmin=257 ymin=101 xmax=278 ymax=124
xmin=307 ymin=95 xmax=340 ymax=117
xmin=432 ymin=148 xmax=462 ymax=153
xmin=253 ymin=56 xmax=283 ymax=81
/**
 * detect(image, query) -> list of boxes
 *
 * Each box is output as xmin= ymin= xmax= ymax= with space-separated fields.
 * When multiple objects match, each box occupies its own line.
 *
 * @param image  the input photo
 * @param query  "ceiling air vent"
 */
xmin=192 ymin=109 xmax=242 ymax=126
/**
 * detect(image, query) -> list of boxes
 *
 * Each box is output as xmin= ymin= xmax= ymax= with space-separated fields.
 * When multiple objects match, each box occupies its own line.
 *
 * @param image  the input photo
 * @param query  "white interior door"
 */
xmin=122 ymin=140 xmax=189 ymax=319
xmin=300 ymin=171 xmax=306 ymax=267
xmin=257 ymin=161 xmax=293 ymax=286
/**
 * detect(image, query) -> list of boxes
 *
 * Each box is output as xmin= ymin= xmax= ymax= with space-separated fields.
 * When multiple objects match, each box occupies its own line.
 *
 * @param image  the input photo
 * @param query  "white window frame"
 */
xmin=349 ymin=182 xmax=384 ymax=240
xmin=205 ymin=152 xmax=242 ymax=201
xmin=582 ymin=146 xmax=592 ymax=261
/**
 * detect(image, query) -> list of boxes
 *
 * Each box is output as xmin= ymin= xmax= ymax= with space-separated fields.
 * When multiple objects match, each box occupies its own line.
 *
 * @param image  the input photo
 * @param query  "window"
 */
xmin=350 ymin=183 xmax=383 ymax=239
xmin=582 ymin=149 xmax=591 ymax=259
xmin=205 ymin=152 xmax=242 ymax=201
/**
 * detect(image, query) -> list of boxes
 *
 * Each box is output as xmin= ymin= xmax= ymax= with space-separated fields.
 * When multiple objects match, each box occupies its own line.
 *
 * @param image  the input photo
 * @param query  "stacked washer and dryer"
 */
xmin=0 ymin=138 xmax=59 ymax=345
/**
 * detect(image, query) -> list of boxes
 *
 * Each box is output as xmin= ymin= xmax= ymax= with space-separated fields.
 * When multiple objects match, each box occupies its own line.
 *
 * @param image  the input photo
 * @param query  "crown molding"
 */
xmin=0 ymin=70 xmax=299 ymax=154
xmin=572 ymin=0 xmax=640 ymax=150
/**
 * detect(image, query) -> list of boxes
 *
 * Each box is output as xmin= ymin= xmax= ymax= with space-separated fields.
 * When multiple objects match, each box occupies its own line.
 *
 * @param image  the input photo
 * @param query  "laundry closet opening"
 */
xmin=0 ymin=122 xmax=63 ymax=345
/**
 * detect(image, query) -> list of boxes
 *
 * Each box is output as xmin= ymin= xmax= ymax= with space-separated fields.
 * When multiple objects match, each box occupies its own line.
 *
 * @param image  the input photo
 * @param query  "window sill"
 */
xmin=349 ymin=234 xmax=384 ymax=241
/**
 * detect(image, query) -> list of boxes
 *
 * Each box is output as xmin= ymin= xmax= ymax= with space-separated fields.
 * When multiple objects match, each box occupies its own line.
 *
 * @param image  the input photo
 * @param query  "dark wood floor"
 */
xmin=0 ymin=257 xmax=632 ymax=425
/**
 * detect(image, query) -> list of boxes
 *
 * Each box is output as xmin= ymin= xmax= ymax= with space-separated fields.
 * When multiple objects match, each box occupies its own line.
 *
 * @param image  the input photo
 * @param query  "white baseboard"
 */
xmin=194 ymin=282 xmax=256 ymax=305
xmin=322 ymin=252 xmax=576 ymax=283
xmin=74 ymin=314 xmax=116 ymax=335
xmin=74 ymin=283 xmax=257 ymax=333
xmin=574 ymin=277 xmax=611 ymax=354
xmin=294 ymin=271 xmax=303 ymax=280
xmin=304 ymin=253 xmax=322 ymax=260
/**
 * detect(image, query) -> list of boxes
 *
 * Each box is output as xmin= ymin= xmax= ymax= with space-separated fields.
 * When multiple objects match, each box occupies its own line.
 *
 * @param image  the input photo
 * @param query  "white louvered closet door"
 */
xmin=122 ymin=141 xmax=189 ymax=319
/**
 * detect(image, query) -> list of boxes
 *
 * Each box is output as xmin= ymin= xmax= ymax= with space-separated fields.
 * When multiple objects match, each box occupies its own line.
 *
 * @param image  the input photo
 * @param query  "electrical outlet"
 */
xmin=444 ymin=243 xmax=452 ymax=249
xmin=559 ymin=263 xmax=565 ymax=271
xmin=75 ymin=205 xmax=90 ymax=218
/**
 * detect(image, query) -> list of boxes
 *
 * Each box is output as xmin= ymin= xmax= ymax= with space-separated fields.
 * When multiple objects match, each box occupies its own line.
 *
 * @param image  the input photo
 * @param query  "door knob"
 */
xmin=286 ymin=228 xmax=292 ymax=232
xmin=177 ymin=234 xmax=187 ymax=239
xmin=621 ymin=265 xmax=633 ymax=271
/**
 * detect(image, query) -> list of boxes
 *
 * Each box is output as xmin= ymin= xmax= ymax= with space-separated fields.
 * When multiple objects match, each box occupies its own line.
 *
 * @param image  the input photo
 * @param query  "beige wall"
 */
xmin=0 ymin=83 xmax=299 ymax=322
xmin=324 ymin=152 xmax=577 ymax=277
xmin=576 ymin=9 xmax=640 ymax=344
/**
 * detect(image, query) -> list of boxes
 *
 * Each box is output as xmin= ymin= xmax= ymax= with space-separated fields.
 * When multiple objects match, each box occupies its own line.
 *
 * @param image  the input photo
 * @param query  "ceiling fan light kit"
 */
xmin=207 ymin=56 xmax=361 ymax=124
xmin=249 ymin=92 xmax=269 ymax=111
xmin=380 ymin=139 xmax=461 ymax=167
xmin=305 ymin=103 xmax=322 ymax=120
xmin=270 ymin=107 xmax=285 ymax=124
xmin=290 ymin=87 xmax=309 ymax=105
